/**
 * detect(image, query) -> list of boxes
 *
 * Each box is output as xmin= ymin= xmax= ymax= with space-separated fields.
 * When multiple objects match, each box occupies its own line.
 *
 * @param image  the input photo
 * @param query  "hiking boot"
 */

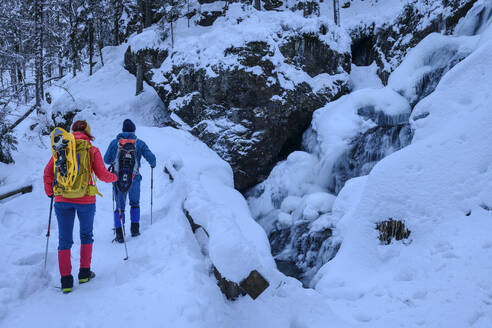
xmin=61 ymin=275 xmax=74 ymax=294
xmin=78 ymin=268 xmax=96 ymax=284
xmin=131 ymin=222 xmax=140 ymax=237
xmin=114 ymin=227 xmax=124 ymax=243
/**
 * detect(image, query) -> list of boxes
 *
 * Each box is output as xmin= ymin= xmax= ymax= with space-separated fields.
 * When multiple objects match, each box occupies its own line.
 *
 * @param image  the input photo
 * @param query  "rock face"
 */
xmin=126 ymin=36 xmax=351 ymax=191
xmin=350 ymin=0 xmax=478 ymax=83
xmin=124 ymin=47 xmax=168 ymax=86
xmin=280 ymin=35 xmax=351 ymax=77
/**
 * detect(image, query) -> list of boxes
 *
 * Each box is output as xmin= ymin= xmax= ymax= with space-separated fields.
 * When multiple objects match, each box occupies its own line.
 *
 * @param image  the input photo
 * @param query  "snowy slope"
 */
xmin=0 ymin=45 xmax=348 ymax=327
xmin=319 ymin=0 xmax=411 ymax=29
xmin=312 ymin=5 xmax=492 ymax=327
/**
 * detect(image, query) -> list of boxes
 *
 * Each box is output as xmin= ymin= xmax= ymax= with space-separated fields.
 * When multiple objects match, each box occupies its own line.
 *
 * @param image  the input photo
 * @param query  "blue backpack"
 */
xmin=115 ymin=138 xmax=138 ymax=193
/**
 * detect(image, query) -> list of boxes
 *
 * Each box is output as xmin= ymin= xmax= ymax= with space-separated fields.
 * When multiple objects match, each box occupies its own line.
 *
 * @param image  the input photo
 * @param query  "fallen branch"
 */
xmin=0 ymin=75 xmax=64 ymax=94
xmin=0 ymin=185 xmax=33 ymax=201
xmin=7 ymin=104 xmax=37 ymax=132
xmin=6 ymin=82 xmax=77 ymax=132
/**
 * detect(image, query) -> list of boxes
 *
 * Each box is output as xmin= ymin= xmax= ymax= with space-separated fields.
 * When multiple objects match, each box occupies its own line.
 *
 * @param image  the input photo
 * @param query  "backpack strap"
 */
xmin=88 ymin=145 xmax=103 ymax=197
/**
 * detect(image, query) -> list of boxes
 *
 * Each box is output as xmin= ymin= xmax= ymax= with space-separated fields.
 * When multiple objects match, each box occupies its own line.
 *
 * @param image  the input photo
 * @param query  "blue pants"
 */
xmin=113 ymin=174 xmax=141 ymax=228
xmin=55 ymin=202 xmax=96 ymax=250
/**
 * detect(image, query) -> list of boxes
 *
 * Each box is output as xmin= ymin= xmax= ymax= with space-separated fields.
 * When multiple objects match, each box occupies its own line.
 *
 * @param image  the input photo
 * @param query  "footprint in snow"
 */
xmin=14 ymin=252 xmax=45 ymax=266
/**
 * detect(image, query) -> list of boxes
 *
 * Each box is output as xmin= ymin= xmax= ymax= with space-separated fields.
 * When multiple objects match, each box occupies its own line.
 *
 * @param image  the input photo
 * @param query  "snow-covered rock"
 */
xmin=388 ymin=32 xmax=479 ymax=107
xmin=349 ymin=0 xmax=478 ymax=83
xmin=125 ymin=5 xmax=352 ymax=191
xmin=454 ymin=0 xmax=492 ymax=36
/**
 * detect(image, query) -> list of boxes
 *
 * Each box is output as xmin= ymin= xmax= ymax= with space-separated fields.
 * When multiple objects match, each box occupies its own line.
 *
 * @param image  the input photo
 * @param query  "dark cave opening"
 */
xmin=351 ymin=35 xmax=376 ymax=66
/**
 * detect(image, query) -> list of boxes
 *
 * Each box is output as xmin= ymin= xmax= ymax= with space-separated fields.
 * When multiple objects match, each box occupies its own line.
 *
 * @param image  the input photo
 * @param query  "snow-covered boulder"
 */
xmin=454 ymin=0 xmax=492 ymax=36
xmin=388 ymin=32 xmax=479 ymax=107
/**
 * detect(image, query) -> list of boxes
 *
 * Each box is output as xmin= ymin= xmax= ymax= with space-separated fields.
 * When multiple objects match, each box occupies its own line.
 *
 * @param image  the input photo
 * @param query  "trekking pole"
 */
xmin=112 ymin=184 xmax=115 ymax=214
xmin=117 ymin=194 xmax=129 ymax=261
xmin=44 ymin=195 xmax=54 ymax=270
xmin=151 ymin=167 xmax=154 ymax=225
xmin=109 ymin=165 xmax=115 ymax=214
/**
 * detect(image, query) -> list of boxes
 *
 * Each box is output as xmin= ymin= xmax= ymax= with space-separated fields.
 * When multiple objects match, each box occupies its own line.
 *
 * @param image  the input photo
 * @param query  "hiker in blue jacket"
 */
xmin=104 ymin=119 xmax=156 ymax=242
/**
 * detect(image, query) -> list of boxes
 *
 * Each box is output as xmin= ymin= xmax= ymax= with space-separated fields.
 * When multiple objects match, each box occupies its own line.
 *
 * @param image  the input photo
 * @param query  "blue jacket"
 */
xmin=104 ymin=132 xmax=156 ymax=171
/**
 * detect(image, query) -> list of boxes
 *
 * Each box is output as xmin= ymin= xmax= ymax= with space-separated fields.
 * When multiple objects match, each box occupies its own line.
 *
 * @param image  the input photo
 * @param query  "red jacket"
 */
xmin=43 ymin=132 xmax=117 ymax=204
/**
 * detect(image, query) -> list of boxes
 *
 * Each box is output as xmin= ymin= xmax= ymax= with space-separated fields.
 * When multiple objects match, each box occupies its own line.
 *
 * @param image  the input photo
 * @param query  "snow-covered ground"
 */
xmin=0 ymin=45 xmax=348 ymax=327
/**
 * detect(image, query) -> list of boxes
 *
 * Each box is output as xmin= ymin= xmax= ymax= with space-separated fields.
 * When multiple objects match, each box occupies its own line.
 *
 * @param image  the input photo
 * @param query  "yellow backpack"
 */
xmin=50 ymin=127 xmax=102 ymax=198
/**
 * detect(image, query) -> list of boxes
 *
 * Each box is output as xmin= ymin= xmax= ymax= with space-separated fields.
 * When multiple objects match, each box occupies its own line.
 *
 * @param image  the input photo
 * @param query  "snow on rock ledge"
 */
xmin=125 ymin=5 xmax=352 ymax=191
xmin=348 ymin=0 xmax=479 ymax=83
xmin=388 ymin=32 xmax=479 ymax=107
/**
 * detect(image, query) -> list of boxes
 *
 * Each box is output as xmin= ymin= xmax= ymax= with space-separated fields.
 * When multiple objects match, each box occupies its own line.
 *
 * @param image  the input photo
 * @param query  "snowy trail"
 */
xmin=1 ymin=127 xmax=226 ymax=327
xmin=0 ymin=45 xmax=350 ymax=328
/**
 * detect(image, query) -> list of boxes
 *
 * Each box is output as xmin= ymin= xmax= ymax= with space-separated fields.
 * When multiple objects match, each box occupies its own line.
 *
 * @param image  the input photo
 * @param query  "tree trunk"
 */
xmin=46 ymin=63 xmax=52 ymax=83
xmin=97 ymin=18 xmax=105 ymax=66
xmin=136 ymin=56 xmax=144 ymax=95
xmin=69 ymin=0 xmax=77 ymax=77
xmin=9 ymin=66 xmax=18 ymax=96
xmin=18 ymin=38 xmax=28 ymax=103
xmin=138 ymin=0 xmax=144 ymax=33
xmin=17 ymin=62 xmax=28 ymax=103
xmin=171 ymin=20 xmax=174 ymax=48
xmin=113 ymin=0 xmax=121 ymax=45
xmin=56 ymin=12 xmax=63 ymax=78
xmin=89 ymin=20 xmax=94 ymax=76
xmin=254 ymin=0 xmax=261 ymax=10
xmin=40 ymin=0 xmax=44 ymax=101
xmin=58 ymin=50 xmax=63 ymax=78
xmin=34 ymin=0 xmax=42 ymax=108
xmin=144 ymin=0 xmax=153 ymax=28
xmin=333 ymin=0 xmax=340 ymax=26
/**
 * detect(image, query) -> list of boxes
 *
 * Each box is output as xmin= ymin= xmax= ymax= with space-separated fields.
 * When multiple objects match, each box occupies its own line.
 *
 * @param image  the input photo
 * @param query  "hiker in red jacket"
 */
xmin=43 ymin=120 xmax=117 ymax=293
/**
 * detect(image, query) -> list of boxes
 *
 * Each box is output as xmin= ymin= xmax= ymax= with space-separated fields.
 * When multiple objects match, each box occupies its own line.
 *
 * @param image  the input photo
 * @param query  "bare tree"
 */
xmin=135 ymin=55 xmax=144 ymax=95
xmin=144 ymin=0 xmax=153 ymax=28
xmin=34 ymin=0 xmax=45 ymax=108
xmin=254 ymin=0 xmax=261 ymax=11
xmin=112 ymin=0 xmax=122 ymax=45
xmin=333 ymin=0 xmax=340 ymax=26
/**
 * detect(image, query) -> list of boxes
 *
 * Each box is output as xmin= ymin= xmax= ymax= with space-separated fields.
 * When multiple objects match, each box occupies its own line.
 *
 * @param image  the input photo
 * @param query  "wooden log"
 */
xmin=0 ymin=185 xmax=33 ymax=201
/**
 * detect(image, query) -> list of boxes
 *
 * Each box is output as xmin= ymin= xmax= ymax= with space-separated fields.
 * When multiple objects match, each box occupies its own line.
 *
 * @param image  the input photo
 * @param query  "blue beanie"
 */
xmin=122 ymin=119 xmax=136 ymax=132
